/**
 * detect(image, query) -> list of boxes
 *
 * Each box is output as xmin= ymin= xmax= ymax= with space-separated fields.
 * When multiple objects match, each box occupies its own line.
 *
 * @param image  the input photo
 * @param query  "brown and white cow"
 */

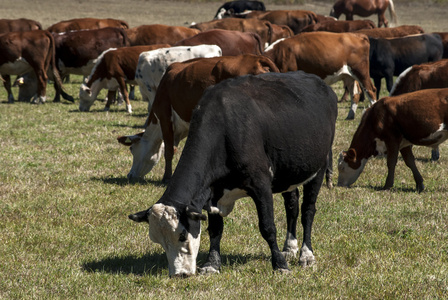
xmin=338 ymin=88 xmax=448 ymax=193
xmin=300 ymin=19 xmax=376 ymax=33
xmin=0 ymin=30 xmax=65 ymax=104
xmin=78 ymin=44 xmax=170 ymax=113
xmin=264 ymin=31 xmax=377 ymax=119
xmin=0 ymin=18 xmax=42 ymax=34
xmin=47 ymin=17 xmax=129 ymax=33
xmin=354 ymin=25 xmax=425 ymax=38
xmin=174 ymin=29 xmax=264 ymax=56
xmin=190 ymin=18 xmax=293 ymax=47
xmin=118 ymin=54 xmax=279 ymax=182
xmin=125 ymin=24 xmax=200 ymax=46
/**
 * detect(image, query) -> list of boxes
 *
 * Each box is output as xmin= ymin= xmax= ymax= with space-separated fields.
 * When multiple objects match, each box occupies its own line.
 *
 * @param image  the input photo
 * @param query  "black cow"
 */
xmin=369 ymin=33 xmax=443 ymax=97
xmin=214 ymin=0 xmax=266 ymax=19
xmin=129 ymin=71 xmax=338 ymax=277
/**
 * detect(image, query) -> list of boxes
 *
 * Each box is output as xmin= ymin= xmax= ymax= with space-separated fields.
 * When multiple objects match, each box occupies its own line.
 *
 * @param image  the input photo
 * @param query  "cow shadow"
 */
xmin=81 ymin=251 xmax=265 ymax=277
xmin=91 ymin=176 xmax=165 ymax=187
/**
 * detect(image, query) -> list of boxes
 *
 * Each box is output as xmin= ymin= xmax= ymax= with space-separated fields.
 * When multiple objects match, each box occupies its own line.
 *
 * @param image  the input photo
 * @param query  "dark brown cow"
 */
xmin=354 ymin=25 xmax=425 ymax=38
xmin=117 ymin=54 xmax=279 ymax=182
xmin=125 ymin=24 xmax=200 ymax=46
xmin=0 ymin=30 xmax=65 ymax=104
xmin=330 ymin=0 xmax=398 ymax=27
xmin=264 ymin=31 xmax=377 ymax=119
xmin=0 ymin=18 xmax=42 ymax=34
xmin=174 ymin=29 xmax=264 ymax=56
xmin=338 ymin=88 xmax=448 ymax=193
xmin=300 ymin=19 xmax=376 ymax=33
xmin=434 ymin=32 xmax=448 ymax=58
xmin=79 ymin=44 xmax=170 ymax=113
xmin=238 ymin=10 xmax=319 ymax=34
xmin=190 ymin=18 xmax=293 ymax=47
xmin=47 ymin=17 xmax=129 ymax=33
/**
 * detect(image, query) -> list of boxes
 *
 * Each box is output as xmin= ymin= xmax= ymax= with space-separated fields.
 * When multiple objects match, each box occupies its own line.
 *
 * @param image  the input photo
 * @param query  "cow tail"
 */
xmin=252 ymin=33 xmax=264 ymax=55
xmin=388 ymin=0 xmax=398 ymax=26
xmin=47 ymin=31 xmax=64 ymax=94
xmin=262 ymin=56 xmax=280 ymax=73
xmin=121 ymin=28 xmax=132 ymax=47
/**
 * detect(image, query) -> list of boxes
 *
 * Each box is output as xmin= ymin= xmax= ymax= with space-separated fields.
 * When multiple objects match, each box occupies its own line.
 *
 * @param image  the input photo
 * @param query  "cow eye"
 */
xmin=179 ymin=229 xmax=187 ymax=242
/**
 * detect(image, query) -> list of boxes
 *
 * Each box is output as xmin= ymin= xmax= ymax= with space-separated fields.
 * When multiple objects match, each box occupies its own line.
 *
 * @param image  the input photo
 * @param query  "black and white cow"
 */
xmin=214 ymin=0 xmax=266 ymax=19
xmin=369 ymin=33 xmax=443 ymax=97
xmin=129 ymin=71 xmax=338 ymax=277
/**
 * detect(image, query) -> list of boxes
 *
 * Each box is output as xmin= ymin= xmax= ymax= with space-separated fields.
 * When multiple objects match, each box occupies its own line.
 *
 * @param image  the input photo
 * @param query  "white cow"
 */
xmin=134 ymin=45 xmax=222 ymax=114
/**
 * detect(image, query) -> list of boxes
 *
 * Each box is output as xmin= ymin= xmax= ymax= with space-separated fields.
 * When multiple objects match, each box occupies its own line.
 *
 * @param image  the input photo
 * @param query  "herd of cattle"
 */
xmin=2 ymin=0 xmax=448 ymax=278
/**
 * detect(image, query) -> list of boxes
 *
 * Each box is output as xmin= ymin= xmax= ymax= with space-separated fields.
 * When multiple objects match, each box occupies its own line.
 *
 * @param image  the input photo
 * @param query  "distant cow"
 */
xmin=300 ymin=19 xmax=376 ymax=33
xmin=47 ymin=17 xmax=129 ymax=33
xmin=128 ymin=71 xmax=337 ymax=277
xmin=190 ymin=18 xmax=293 ymax=47
xmin=354 ymin=25 xmax=425 ymax=38
xmin=338 ymin=88 xmax=448 ymax=193
xmin=0 ymin=18 xmax=42 ymax=34
xmin=369 ymin=33 xmax=443 ymax=97
xmin=0 ymin=30 xmax=65 ymax=104
xmin=264 ymin=31 xmax=377 ymax=119
xmin=134 ymin=45 xmax=222 ymax=114
xmin=174 ymin=29 xmax=264 ymax=56
xmin=78 ymin=44 xmax=170 ymax=113
xmin=125 ymin=24 xmax=200 ymax=46
xmin=214 ymin=0 xmax=266 ymax=19
xmin=330 ymin=0 xmax=398 ymax=28
xmin=119 ymin=54 xmax=279 ymax=182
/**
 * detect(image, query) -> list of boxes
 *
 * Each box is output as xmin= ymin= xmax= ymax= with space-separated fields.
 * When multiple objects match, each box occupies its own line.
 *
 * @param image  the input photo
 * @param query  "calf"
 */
xmin=125 ymin=24 xmax=199 ymax=46
xmin=134 ymin=45 xmax=222 ymax=113
xmin=264 ymin=31 xmax=377 ymax=119
xmin=78 ymin=44 xmax=170 ymax=113
xmin=47 ymin=17 xmax=129 ymax=33
xmin=129 ymin=71 xmax=337 ymax=277
xmin=0 ymin=18 xmax=42 ymax=34
xmin=338 ymin=88 xmax=448 ymax=193
xmin=119 ymin=54 xmax=279 ymax=182
xmin=214 ymin=0 xmax=266 ymax=19
xmin=369 ymin=33 xmax=443 ymax=97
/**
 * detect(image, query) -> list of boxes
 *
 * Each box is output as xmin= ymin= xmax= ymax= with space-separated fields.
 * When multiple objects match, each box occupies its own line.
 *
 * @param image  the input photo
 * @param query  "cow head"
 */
xmin=129 ymin=203 xmax=207 ymax=277
xmin=15 ymin=72 xmax=37 ymax=102
xmin=117 ymin=122 xmax=164 ymax=180
xmin=337 ymin=148 xmax=368 ymax=187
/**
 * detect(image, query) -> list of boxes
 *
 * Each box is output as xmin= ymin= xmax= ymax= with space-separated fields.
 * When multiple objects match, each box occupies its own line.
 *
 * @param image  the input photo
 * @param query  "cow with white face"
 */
xmin=134 ymin=45 xmax=222 ymax=113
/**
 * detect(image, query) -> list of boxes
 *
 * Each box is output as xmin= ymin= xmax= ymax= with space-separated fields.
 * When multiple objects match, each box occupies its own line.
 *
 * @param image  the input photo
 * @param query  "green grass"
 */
xmin=1 ymin=76 xmax=447 ymax=299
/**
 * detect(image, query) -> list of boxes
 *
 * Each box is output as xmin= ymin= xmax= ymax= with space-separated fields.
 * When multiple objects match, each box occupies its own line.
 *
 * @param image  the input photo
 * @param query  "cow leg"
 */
xmin=300 ymin=167 xmax=325 ymax=267
xmin=326 ymin=149 xmax=334 ymax=189
xmin=160 ymin=118 xmax=175 ymax=184
xmin=373 ymin=77 xmax=382 ymax=99
xmin=129 ymin=85 xmax=135 ymax=100
xmin=104 ymin=90 xmax=116 ymax=111
xmin=281 ymin=189 xmax=299 ymax=259
xmin=3 ymin=75 xmax=14 ymax=103
xmin=198 ymin=213 xmax=224 ymax=275
xmin=345 ymin=79 xmax=360 ymax=120
xmin=383 ymin=144 xmax=400 ymax=190
xmin=378 ymin=13 xmax=387 ymax=28
xmin=118 ymin=78 xmax=132 ymax=113
xmin=33 ymin=69 xmax=47 ymax=104
xmin=385 ymin=74 xmax=394 ymax=94
xmin=431 ymin=147 xmax=440 ymax=162
xmin=400 ymin=146 xmax=425 ymax=193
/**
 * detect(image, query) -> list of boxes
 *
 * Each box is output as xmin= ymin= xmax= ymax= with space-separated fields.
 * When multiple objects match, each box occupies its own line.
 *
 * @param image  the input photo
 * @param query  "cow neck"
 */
xmin=349 ymin=112 xmax=378 ymax=160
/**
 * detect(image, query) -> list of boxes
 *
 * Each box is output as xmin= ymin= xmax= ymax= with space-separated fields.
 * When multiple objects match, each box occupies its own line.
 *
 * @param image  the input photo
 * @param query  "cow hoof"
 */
xmin=416 ymin=183 xmax=425 ymax=193
xmin=197 ymin=266 xmax=220 ymax=275
xmin=299 ymin=246 xmax=315 ymax=267
xmin=276 ymin=268 xmax=291 ymax=274
xmin=281 ymin=250 xmax=297 ymax=261
xmin=104 ymin=107 xmax=110 ymax=112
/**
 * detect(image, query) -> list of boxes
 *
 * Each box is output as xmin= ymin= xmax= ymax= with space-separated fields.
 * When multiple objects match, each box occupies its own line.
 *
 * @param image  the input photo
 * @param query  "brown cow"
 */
xmin=300 ymin=19 xmax=376 ymax=33
xmin=47 ymin=17 xmax=129 ymax=33
xmin=117 ymin=54 xmax=279 ymax=182
xmin=79 ymin=44 xmax=170 ymax=113
xmin=434 ymin=32 xmax=448 ymax=58
xmin=354 ymin=25 xmax=425 ymax=38
xmin=338 ymin=88 xmax=448 ymax=193
xmin=238 ymin=10 xmax=319 ymax=34
xmin=125 ymin=24 xmax=200 ymax=46
xmin=330 ymin=0 xmax=398 ymax=28
xmin=0 ymin=18 xmax=42 ymax=34
xmin=0 ymin=30 xmax=65 ymax=104
xmin=174 ymin=29 xmax=264 ymax=56
xmin=264 ymin=31 xmax=377 ymax=119
xmin=190 ymin=18 xmax=293 ymax=47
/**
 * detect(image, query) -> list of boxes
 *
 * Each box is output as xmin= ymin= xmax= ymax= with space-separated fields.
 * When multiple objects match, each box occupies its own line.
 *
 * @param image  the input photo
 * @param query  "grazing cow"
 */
xmin=264 ymin=31 xmax=377 ymax=119
xmin=125 ymin=24 xmax=200 ymax=46
xmin=369 ymin=33 xmax=443 ymax=97
xmin=0 ymin=18 xmax=42 ymax=34
xmin=119 ymin=54 xmax=279 ymax=182
xmin=128 ymin=71 xmax=338 ymax=277
xmin=300 ymin=19 xmax=376 ymax=33
xmin=190 ymin=18 xmax=293 ymax=47
xmin=0 ymin=30 xmax=66 ymax=104
xmin=47 ymin=17 xmax=129 ymax=33
xmin=434 ymin=32 xmax=448 ymax=58
xmin=330 ymin=0 xmax=398 ymax=28
xmin=174 ymin=29 xmax=264 ymax=56
xmin=214 ymin=0 xmax=266 ymax=19
xmin=338 ymin=88 xmax=448 ymax=193
xmin=238 ymin=10 xmax=319 ymax=34
xmin=78 ymin=44 xmax=170 ymax=113
xmin=134 ymin=45 xmax=222 ymax=113
xmin=354 ymin=25 xmax=425 ymax=38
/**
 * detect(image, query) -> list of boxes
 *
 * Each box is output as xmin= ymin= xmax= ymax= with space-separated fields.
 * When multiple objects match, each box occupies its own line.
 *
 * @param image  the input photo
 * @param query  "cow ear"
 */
xmin=128 ymin=208 xmax=150 ymax=223
xmin=346 ymin=148 xmax=357 ymax=162
xmin=117 ymin=134 xmax=142 ymax=146
xmin=186 ymin=206 xmax=207 ymax=221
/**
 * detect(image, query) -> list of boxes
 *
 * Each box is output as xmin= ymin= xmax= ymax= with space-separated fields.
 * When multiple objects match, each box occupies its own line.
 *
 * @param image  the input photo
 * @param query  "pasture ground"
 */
xmin=1 ymin=1 xmax=448 ymax=298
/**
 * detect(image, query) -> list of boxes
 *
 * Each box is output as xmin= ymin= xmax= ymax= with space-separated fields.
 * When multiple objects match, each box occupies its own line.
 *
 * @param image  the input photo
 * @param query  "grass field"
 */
xmin=1 ymin=0 xmax=448 ymax=298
